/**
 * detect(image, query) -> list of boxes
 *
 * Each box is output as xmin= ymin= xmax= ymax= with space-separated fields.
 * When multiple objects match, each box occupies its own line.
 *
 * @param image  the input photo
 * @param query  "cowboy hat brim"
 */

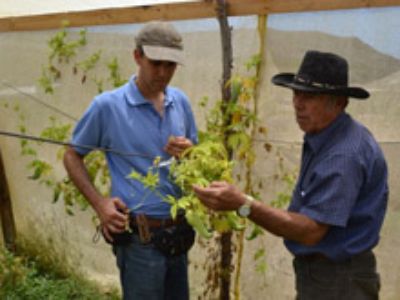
xmin=272 ymin=73 xmax=369 ymax=99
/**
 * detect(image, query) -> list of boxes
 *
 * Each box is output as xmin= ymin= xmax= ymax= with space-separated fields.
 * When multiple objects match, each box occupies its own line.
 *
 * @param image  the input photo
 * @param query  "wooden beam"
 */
xmin=0 ymin=149 xmax=17 ymax=252
xmin=0 ymin=0 xmax=400 ymax=32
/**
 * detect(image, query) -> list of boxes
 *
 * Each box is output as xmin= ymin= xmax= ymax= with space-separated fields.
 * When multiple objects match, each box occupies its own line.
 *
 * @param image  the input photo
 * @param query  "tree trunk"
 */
xmin=216 ymin=1 xmax=233 ymax=299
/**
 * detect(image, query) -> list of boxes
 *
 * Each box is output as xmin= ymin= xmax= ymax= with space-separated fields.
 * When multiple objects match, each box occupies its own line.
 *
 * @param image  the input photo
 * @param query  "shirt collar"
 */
xmin=124 ymin=75 xmax=174 ymax=107
xmin=304 ymin=112 xmax=349 ymax=153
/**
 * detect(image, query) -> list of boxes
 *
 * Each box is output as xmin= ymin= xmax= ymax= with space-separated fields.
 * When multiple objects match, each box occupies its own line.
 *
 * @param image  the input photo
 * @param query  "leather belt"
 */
xmin=128 ymin=213 xmax=187 ymax=244
xmin=129 ymin=214 xmax=184 ymax=229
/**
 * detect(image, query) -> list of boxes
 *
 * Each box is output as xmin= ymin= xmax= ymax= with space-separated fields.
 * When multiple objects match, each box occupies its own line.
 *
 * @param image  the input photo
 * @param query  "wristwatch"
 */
xmin=237 ymin=194 xmax=254 ymax=218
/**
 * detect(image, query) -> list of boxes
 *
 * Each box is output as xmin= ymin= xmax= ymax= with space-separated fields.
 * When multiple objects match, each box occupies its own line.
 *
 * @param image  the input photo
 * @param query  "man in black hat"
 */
xmin=64 ymin=21 xmax=197 ymax=300
xmin=193 ymin=50 xmax=388 ymax=299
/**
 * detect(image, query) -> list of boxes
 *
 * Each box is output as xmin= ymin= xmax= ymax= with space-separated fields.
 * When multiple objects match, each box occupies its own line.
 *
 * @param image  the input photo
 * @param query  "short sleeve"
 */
xmin=71 ymin=99 xmax=105 ymax=155
xmin=299 ymin=153 xmax=364 ymax=227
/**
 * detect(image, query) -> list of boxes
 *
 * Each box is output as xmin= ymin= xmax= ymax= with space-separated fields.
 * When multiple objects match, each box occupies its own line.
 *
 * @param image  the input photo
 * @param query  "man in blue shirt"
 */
xmin=193 ymin=50 xmax=388 ymax=299
xmin=64 ymin=21 xmax=197 ymax=300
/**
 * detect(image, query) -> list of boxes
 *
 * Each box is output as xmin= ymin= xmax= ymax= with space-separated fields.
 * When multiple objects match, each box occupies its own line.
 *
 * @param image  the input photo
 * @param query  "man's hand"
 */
xmin=164 ymin=136 xmax=193 ymax=158
xmin=97 ymin=197 xmax=129 ymax=242
xmin=194 ymin=182 xmax=330 ymax=246
xmin=192 ymin=181 xmax=246 ymax=211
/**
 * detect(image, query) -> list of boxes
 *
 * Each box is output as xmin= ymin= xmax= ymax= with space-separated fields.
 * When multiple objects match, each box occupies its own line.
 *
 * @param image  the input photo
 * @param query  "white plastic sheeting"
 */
xmin=1 ymin=8 xmax=400 ymax=300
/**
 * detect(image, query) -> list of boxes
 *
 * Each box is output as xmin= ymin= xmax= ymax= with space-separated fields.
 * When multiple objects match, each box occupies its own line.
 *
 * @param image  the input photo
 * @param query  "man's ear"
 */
xmin=338 ymin=96 xmax=349 ymax=109
xmin=133 ymin=48 xmax=142 ymax=64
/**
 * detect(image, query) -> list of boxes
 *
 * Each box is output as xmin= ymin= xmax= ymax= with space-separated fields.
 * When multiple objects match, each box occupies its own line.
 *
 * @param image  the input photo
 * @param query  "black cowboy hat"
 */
xmin=271 ymin=50 xmax=369 ymax=99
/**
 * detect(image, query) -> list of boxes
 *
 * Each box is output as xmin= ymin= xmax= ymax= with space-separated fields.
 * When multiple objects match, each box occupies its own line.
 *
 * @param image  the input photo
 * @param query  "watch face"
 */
xmin=238 ymin=204 xmax=251 ymax=217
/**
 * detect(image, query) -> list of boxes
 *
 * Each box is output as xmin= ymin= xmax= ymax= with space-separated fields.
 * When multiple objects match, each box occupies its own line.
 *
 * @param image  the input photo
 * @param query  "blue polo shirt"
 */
xmin=285 ymin=112 xmax=388 ymax=261
xmin=72 ymin=76 xmax=198 ymax=217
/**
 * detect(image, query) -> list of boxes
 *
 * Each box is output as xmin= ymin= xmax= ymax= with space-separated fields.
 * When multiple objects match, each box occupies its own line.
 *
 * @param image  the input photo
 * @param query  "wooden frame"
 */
xmin=1 ymin=0 xmax=400 ymax=32
xmin=0 ymin=150 xmax=16 ymax=251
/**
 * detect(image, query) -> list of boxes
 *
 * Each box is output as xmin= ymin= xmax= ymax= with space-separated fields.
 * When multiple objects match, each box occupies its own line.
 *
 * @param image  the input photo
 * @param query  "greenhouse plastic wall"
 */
xmin=0 ymin=7 xmax=400 ymax=299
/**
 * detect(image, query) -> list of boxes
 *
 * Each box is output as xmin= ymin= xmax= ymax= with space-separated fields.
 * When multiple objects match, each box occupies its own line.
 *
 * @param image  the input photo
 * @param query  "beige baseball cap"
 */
xmin=135 ymin=21 xmax=184 ymax=65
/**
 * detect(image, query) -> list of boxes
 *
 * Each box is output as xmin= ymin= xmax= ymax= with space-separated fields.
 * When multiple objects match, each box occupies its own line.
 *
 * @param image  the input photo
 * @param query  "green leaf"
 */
xmin=246 ymin=223 xmax=264 ymax=240
xmin=186 ymin=210 xmax=212 ymax=239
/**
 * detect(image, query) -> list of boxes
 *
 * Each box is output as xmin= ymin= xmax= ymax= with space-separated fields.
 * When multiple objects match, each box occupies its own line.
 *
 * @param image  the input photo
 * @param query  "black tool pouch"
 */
xmin=103 ymin=229 xmax=133 ymax=246
xmin=152 ymin=221 xmax=195 ymax=257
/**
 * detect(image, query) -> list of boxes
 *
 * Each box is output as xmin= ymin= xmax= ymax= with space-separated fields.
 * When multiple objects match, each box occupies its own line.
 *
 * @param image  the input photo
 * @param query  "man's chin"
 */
xmin=153 ymin=82 xmax=168 ymax=92
xmin=297 ymin=122 xmax=311 ymax=133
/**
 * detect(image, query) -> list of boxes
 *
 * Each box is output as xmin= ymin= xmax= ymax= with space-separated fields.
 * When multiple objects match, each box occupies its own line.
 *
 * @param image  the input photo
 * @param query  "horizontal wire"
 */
xmin=1 ymin=80 xmax=78 ymax=121
xmin=0 ymin=130 xmax=155 ymax=159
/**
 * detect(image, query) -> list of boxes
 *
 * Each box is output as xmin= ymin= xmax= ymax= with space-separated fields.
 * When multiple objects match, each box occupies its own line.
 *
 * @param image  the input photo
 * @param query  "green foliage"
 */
xmin=245 ymin=54 xmax=262 ymax=71
xmin=246 ymin=223 xmax=264 ymax=241
xmin=17 ymin=114 xmax=110 ymax=215
xmin=37 ymin=25 xmax=127 ymax=95
xmin=74 ymin=55 xmax=127 ymax=93
xmin=76 ymin=50 xmax=102 ymax=73
xmin=0 ymin=248 xmax=26 ymax=293
xmin=40 ymin=116 xmax=71 ymax=142
xmin=52 ymin=151 xmax=110 ymax=215
xmin=30 ymin=27 xmax=129 ymax=215
xmin=0 ymin=247 xmax=119 ymax=300
xmin=128 ymin=168 xmax=160 ymax=191
xmin=27 ymin=159 xmax=53 ymax=181
xmin=38 ymin=28 xmax=87 ymax=94
xmin=38 ymin=67 xmax=55 ymax=94
xmin=253 ymin=248 xmax=267 ymax=275
xmin=48 ymin=28 xmax=87 ymax=64
xmin=107 ymin=57 xmax=128 ymax=88
xmin=170 ymin=140 xmax=244 ymax=237
xmin=270 ymin=154 xmax=296 ymax=209
xmin=127 ymin=57 xmax=266 ymax=240
xmin=128 ymin=140 xmax=245 ymax=238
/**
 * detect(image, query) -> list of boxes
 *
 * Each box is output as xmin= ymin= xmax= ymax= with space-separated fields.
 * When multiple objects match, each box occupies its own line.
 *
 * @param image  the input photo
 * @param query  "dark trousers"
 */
xmin=293 ymin=251 xmax=380 ymax=300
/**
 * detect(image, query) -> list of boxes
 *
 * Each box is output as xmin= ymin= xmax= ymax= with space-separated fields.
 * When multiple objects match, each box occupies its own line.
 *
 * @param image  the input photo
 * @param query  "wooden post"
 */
xmin=216 ymin=1 xmax=234 ymax=299
xmin=0 ymin=149 xmax=17 ymax=252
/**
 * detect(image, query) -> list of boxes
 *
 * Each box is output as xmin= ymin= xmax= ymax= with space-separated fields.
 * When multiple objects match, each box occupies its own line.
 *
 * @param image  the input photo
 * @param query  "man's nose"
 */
xmin=156 ymin=64 xmax=170 ymax=77
xmin=154 ymin=66 xmax=163 ymax=76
